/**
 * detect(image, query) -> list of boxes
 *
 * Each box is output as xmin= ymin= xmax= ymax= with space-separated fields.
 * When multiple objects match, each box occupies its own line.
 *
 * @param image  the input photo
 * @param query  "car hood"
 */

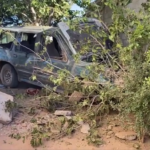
xmin=71 ymin=60 xmax=109 ymax=85
xmin=57 ymin=18 xmax=107 ymax=55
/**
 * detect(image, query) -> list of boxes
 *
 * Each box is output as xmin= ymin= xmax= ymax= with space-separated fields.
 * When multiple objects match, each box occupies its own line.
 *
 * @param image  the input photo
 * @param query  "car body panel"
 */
xmin=0 ymin=22 xmax=109 ymax=88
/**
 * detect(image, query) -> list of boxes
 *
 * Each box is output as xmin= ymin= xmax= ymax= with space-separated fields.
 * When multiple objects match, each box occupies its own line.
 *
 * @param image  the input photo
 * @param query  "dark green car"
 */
xmin=0 ymin=21 xmax=109 ymax=88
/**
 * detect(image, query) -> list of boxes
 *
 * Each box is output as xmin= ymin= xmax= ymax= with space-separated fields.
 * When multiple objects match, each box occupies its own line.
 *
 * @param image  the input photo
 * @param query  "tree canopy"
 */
xmin=0 ymin=0 xmax=73 ymax=26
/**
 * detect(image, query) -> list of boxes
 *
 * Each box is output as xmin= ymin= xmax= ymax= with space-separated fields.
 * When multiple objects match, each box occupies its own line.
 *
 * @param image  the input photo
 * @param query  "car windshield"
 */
xmin=66 ymin=22 xmax=112 ymax=53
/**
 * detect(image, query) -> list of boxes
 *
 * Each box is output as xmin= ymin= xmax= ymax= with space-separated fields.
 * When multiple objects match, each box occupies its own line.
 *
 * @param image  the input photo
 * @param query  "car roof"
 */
xmin=0 ymin=26 xmax=53 ymax=33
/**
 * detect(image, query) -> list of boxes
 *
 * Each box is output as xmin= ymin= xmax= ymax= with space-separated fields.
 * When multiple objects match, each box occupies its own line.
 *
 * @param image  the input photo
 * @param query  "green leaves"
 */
xmin=32 ymin=75 xmax=37 ymax=81
xmin=0 ymin=0 xmax=71 ymax=25
xmin=86 ymin=129 xmax=102 ymax=146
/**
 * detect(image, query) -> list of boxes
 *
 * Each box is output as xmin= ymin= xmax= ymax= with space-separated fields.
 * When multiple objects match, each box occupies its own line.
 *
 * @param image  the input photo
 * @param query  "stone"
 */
xmin=80 ymin=123 xmax=90 ymax=134
xmin=133 ymin=143 xmax=140 ymax=149
xmin=54 ymin=110 xmax=72 ymax=116
xmin=106 ymin=135 xmax=111 ymax=139
xmin=65 ymin=116 xmax=72 ymax=120
xmin=51 ymin=129 xmax=60 ymax=134
xmin=69 ymin=91 xmax=83 ymax=102
xmin=77 ymin=121 xmax=84 ymax=125
xmin=22 ymin=122 xmax=27 ymax=127
xmin=44 ymin=115 xmax=50 ymax=120
xmin=107 ymin=131 xmax=114 ymax=135
xmin=0 ymin=91 xmax=14 ymax=124
xmin=37 ymin=118 xmax=48 ymax=125
xmin=65 ymin=142 xmax=72 ymax=145
xmin=115 ymin=131 xmax=137 ymax=141
xmin=126 ymin=135 xmax=137 ymax=141
xmin=41 ymin=119 xmax=48 ymax=124
xmin=107 ymin=125 xmax=113 ymax=130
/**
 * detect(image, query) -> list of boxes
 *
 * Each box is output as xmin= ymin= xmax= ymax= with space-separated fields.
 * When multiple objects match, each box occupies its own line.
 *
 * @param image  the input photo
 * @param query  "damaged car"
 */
xmin=0 ymin=19 xmax=112 ymax=88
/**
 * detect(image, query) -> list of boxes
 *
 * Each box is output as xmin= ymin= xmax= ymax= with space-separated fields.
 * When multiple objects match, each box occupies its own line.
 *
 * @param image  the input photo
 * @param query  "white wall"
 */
xmin=102 ymin=0 xmax=147 ymax=25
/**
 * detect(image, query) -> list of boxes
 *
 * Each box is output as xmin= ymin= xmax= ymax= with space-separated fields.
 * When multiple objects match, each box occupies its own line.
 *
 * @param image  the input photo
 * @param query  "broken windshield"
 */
xmin=66 ymin=22 xmax=113 ymax=62
xmin=66 ymin=23 xmax=113 ymax=53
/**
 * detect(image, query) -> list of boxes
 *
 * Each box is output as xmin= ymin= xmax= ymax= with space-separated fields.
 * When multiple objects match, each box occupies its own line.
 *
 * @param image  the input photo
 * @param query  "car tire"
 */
xmin=0 ymin=64 xmax=18 ymax=88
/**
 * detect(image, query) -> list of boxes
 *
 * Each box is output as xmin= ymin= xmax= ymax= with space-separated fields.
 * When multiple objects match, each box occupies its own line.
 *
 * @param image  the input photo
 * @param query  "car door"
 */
xmin=11 ymin=32 xmax=36 ymax=81
xmin=0 ymin=31 xmax=16 ymax=62
xmin=34 ymin=30 xmax=73 ymax=86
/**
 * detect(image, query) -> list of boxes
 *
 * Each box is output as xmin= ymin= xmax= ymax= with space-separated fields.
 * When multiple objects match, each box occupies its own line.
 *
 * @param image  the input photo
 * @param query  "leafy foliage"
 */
xmin=100 ymin=0 xmax=150 ymax=141
xmin=5 ymin=100 xmax=17 ymax=113
xmin=0 ymin=0 xmax=72 ymax=25
xmin=39 ymin=0 xmax=150 ymax=143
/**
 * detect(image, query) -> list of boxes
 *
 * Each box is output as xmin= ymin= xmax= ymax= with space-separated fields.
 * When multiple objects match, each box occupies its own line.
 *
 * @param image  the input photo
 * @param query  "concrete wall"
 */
xmin=102 ymin=0 xmax=147 ymax=25
xmin=101 ymin=0 xmax=147 ymax=46
xmin=127 ymin=0 xmax=147 ymax=12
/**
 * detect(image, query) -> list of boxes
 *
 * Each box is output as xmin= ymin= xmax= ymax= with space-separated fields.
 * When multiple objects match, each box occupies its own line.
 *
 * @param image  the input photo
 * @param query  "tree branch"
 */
xmin=48 ymin=8 xmax=54 ymax=26
xmin=30 ymin=6 xmax=39 ymax=26
xmin=21 ymin=13 xmax=33 ymax=23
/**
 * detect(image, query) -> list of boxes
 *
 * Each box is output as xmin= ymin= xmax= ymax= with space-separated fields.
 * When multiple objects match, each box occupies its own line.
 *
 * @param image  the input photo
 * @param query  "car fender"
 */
xmin=0 ymin=50 xmax=18 ymax=78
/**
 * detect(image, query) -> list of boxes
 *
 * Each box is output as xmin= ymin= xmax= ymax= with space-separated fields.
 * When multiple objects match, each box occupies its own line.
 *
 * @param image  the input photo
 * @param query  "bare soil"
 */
xmin=0 ymin=82 xmax=150 ymax=150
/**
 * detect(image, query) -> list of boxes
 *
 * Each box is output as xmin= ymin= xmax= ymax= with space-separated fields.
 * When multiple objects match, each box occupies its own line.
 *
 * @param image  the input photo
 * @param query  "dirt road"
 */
xmin=0 ymin=82 xmax=149 ymax=150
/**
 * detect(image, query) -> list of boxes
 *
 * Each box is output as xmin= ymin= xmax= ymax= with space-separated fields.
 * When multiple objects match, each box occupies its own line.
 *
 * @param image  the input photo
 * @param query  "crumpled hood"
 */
xmin=71 ymin=60 xmax=109 ymax=85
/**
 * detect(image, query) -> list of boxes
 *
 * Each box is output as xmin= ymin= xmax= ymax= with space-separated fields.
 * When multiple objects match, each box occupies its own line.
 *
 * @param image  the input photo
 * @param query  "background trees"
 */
xmin=0 ymin=0 xmax=72 ymax=26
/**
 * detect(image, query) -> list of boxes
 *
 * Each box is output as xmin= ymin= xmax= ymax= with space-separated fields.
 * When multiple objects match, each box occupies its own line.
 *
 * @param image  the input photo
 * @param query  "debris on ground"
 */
xmin=0 ymin=91 xmax=14 ymax=124
xmin=80 ymin=123 xmax=90 ymax=134
xmin=107 ymin=125 xmax=113 ymax=131
xmin=65 ymin=116 xmax=72 ymax=120
xmin=107 ymin=131 xmax=114 ymax=136
xmin=133 ymin=143 xmax=140 ymax=149
xmin=26 ymin=88 xmax=39 ymax=95
xmin=77 ymin=121 xmax=84 ymax=125
xmin=106 ymin=135 xmax=111 ymax=139
xmin=0 ymin=86 xmax=144 ymax=150
xmin=82 ymin=79 xmax=95 ymax=88
xmin=115 ymin=131 xmax=137 ymax=141
xmin=69 ymin=91 xmax=83 ymax=102
xmin=54 ymin=110 xmax=72 ymax=116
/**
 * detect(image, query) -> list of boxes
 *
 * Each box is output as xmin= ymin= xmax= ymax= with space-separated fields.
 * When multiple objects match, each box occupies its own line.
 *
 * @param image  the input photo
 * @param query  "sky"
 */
xmin=71 ymin=3 xmax=83 ymax=11
xmin=70 ymin=0 xmax=95 ymax=11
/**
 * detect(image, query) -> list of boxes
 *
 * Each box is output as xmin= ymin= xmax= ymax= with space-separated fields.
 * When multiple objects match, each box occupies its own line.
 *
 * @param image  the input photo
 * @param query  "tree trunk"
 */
xmin=48 ymin=8 xmax=54 ymax=26
xmin=30 ymin=6 xmax=39 ymax=26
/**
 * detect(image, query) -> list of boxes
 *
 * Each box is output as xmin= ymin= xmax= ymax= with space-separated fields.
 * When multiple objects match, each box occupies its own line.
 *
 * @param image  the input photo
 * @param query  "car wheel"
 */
xmin=0 ymin=64 xmax=18 ymax=88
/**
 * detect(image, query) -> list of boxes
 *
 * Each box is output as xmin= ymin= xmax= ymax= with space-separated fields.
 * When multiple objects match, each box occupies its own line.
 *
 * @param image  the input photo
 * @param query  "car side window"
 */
xmin=0 ymin=31 xmax=15 ymax=49
xmin=15 ymin=33 xmax=36 ymax=54
xmin=39 ymin=34 xmax=62 ymax=59
xmin=39 ymin=32 xmax=68 ymax=62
